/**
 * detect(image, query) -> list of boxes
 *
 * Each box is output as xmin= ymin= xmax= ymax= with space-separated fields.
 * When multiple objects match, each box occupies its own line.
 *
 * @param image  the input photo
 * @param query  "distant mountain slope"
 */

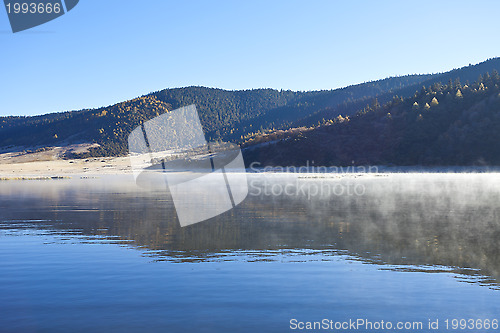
xmin=0 ymin=74 xmax=431 ymax=157
xmin=243 ymin=68 xmax=500 ymax=166
xmin=289 ymin=57 xmax=500 ymax=128
xmin=233 ymin=74 xmax=433 ymax=133
xmin=1 ymin=57 xmax=500 ymax=160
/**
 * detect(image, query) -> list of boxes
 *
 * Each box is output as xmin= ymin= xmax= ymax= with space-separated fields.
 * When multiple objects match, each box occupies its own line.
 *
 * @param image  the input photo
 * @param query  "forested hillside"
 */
xmin=1 ymin=57 xmax=500 ymax=163
xmin=0 ymin=75 xmax=432 ymax=157
xmin=244 ymin=70 xmax=500 ymax=166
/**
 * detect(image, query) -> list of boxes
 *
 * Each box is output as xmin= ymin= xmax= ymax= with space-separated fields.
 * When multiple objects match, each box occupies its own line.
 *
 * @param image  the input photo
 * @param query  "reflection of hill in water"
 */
xmin=1 ymin=174 xmax=500 ymax=288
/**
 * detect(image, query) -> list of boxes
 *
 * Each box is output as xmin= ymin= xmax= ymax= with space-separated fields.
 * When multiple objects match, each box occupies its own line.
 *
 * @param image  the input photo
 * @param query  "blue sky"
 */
xmin=2 ymin=0 xmax=500 ymax=116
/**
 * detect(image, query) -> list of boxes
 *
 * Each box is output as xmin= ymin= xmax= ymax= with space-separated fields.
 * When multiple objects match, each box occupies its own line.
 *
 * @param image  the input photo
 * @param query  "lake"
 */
xmin=1 ymin=173 xmax=499 ymax=332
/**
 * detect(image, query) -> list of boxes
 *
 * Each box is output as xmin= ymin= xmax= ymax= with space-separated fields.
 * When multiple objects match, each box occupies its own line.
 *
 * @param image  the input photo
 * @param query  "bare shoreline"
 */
xmin=0 ymin=157 xmax=133 ymax=178
xmin=2 ymin=144 xmax=500 ymax=179
xmin=2 ymin=158 xmax=500 ymax=179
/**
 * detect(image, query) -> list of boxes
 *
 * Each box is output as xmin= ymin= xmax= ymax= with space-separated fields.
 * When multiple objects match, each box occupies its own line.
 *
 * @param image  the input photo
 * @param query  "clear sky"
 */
xmin=2 ymin=0 xmax=500 ymax=116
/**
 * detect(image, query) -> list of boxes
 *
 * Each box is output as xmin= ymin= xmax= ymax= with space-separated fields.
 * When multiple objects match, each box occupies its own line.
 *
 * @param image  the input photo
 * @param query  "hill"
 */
xmin=243 ymin=69 xmax=500 ymax=166
xmin=0 ymin=76 xmax=431 ymax=157
xmin=1 ymin=57 xmax=500 ymax=162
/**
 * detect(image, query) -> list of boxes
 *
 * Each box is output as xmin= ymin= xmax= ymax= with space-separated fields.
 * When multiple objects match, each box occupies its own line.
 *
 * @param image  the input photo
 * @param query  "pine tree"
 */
xmin=491 ymin=69 xmax=500 ymax=81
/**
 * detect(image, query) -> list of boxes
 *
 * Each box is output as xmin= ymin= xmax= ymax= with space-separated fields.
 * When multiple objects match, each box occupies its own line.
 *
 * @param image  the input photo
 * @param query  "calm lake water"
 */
xmin=1 ymin=173 xmax=500 ymax=332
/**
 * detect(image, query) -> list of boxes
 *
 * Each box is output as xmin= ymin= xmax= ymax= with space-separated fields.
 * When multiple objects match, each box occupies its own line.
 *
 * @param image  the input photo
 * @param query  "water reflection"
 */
xmin=1 ymin=173 xmax=500 ymax=288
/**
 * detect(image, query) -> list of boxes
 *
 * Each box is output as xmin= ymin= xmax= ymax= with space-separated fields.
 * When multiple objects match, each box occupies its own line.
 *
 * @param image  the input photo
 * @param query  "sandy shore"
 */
xmin=0 ymin=144 xmax=134 ymax=177
xmin=2 ymin=144 xmax=500 ymax=179
xmin=0 ymin=157 xmax=133 ymax=178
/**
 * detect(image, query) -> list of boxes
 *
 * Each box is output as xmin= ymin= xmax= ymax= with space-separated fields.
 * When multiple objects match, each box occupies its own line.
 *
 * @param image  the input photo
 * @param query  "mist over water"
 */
xmin=1 ymin=173 xmax=500 ymax=332
xmin=2 ymin=173 xmax=500 ymax=282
